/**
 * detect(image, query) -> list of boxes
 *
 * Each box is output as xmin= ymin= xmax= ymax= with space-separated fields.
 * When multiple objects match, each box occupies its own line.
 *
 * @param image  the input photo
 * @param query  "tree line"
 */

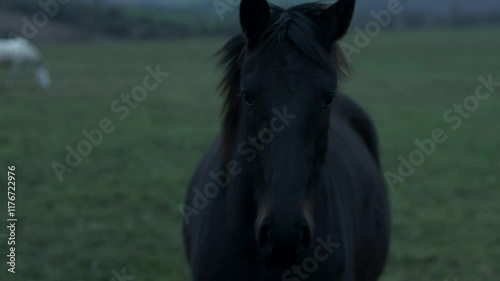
xmin=1 ymin=0 xmax=499 ymax=40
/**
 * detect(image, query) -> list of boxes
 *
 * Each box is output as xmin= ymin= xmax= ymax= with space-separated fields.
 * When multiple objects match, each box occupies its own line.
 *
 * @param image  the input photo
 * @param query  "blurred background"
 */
xmin=0 ymin=0 xmax=499 ymax=280
xmin=2 ymin=0 xmax=500 ymax=40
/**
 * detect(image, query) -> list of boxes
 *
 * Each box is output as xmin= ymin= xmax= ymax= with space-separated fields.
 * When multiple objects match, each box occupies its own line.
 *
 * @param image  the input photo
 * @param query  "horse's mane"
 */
xmin=216 ymin=3 xmax=351 ymax=151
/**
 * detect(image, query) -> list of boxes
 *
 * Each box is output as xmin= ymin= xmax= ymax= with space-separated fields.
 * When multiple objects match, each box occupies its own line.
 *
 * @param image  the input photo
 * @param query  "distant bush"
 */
xmin=1 ymin=0 xmax=199 ymax=39
xmin=2 ymin=0 xmax=499 ymax=40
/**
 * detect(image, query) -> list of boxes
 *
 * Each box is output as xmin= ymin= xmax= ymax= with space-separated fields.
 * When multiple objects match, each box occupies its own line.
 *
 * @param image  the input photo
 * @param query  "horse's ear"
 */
xmin=240 ymin=0 xmax=271 ymax=48
xmin=318 ymin=0 xmax=356 ymax=46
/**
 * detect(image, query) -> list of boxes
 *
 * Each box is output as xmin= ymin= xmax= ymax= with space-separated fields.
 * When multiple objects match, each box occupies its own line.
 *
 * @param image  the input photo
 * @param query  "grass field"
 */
xmin=0 ymin=26 xmax=499 ymax=281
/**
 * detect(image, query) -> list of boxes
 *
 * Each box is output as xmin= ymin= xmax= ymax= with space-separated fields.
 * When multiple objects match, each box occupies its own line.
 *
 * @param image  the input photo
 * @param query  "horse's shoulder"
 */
xmin=332 ymin=94 xmax=381 ymax=165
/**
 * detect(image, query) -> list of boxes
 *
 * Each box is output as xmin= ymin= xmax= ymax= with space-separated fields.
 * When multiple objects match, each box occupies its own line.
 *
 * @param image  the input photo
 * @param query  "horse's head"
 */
xmin=232 ymin=0 xmax=355 ymax=263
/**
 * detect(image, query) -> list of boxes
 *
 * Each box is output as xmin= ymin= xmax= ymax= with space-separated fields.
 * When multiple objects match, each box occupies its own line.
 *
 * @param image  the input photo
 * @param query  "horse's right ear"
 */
xmin=318 ymin=0 xmax=356 ymax=47
xmin=240 ymin=0 xmax=271 ymax=48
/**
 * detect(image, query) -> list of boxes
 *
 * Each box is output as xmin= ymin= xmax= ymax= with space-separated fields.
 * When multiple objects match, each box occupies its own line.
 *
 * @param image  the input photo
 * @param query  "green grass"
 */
xmin=0 ymin=26 xmax=499 ymax=281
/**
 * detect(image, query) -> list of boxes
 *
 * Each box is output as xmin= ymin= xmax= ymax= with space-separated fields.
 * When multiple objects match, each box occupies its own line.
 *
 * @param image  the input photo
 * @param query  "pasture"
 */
xmin=0 ymin=26 xmax=499 ymax=281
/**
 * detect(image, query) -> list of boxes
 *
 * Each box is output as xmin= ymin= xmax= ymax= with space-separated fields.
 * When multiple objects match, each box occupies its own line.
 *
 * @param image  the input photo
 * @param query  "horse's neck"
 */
xmin=0 ymin=38 xmax=41 ymax=62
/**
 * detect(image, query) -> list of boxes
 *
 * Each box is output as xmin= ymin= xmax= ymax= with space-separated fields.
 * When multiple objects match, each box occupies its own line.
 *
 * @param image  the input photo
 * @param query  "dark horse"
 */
xmin=181 ymin=0 xmax=390 ymax=280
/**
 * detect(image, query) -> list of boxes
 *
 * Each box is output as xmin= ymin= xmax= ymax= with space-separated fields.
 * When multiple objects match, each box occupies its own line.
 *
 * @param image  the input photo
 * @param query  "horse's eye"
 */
xmin=323 ymin=96 xmax=335 ymax=108
xmin=243 ymin=95 xmax=254 ymax=106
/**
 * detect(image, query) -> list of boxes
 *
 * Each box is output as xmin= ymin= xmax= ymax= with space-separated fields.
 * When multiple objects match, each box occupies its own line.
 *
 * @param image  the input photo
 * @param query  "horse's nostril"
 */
xmin=301 ymin=225 xmax=313 ymax=249
xmin=257 ymin=223 xmax=313 ymax=251
xmin=257 ymin=224 xmax=271 ymax=248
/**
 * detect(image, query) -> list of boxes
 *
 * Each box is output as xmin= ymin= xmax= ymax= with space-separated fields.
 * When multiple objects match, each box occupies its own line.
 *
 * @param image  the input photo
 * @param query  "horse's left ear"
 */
xmin=318 ymin=0 xmax=356 ymax=46
xmin=240 ymin=0 xmax=271 ymax=48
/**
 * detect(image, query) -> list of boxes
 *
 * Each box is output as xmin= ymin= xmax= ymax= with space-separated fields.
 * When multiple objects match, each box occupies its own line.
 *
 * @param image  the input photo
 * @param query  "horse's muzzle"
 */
xmin=256 ymin=216 xmax=313 ymax=265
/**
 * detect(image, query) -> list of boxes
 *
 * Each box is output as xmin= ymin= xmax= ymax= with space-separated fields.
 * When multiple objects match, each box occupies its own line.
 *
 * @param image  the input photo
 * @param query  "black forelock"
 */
xmin=216 ymin=2 xmax=351 ymax=154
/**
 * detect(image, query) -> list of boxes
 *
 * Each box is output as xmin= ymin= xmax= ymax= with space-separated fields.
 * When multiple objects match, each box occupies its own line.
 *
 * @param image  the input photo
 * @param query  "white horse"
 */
xmin=0 ymin=36 xmax=52 ymax=90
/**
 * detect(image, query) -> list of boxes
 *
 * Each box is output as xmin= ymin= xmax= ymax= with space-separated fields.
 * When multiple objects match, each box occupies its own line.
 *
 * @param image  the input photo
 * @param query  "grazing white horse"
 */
xmin=0 ymin=36 xmax=52 ymax=90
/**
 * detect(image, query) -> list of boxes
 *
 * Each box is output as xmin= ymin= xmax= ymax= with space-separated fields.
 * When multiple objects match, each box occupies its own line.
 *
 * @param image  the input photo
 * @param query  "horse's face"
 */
xmin=241 ymin=44 xmax=334 ymax=263
xmin=238 ymin=0 xmax=355 ymax=264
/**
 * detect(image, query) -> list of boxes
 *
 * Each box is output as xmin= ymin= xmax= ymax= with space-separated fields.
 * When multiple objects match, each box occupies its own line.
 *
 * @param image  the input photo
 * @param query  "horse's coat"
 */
xmin=182 ymin=1 xmax=390 ymax=280
xmin=0 ymin=36 xmax=51 ymax=90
